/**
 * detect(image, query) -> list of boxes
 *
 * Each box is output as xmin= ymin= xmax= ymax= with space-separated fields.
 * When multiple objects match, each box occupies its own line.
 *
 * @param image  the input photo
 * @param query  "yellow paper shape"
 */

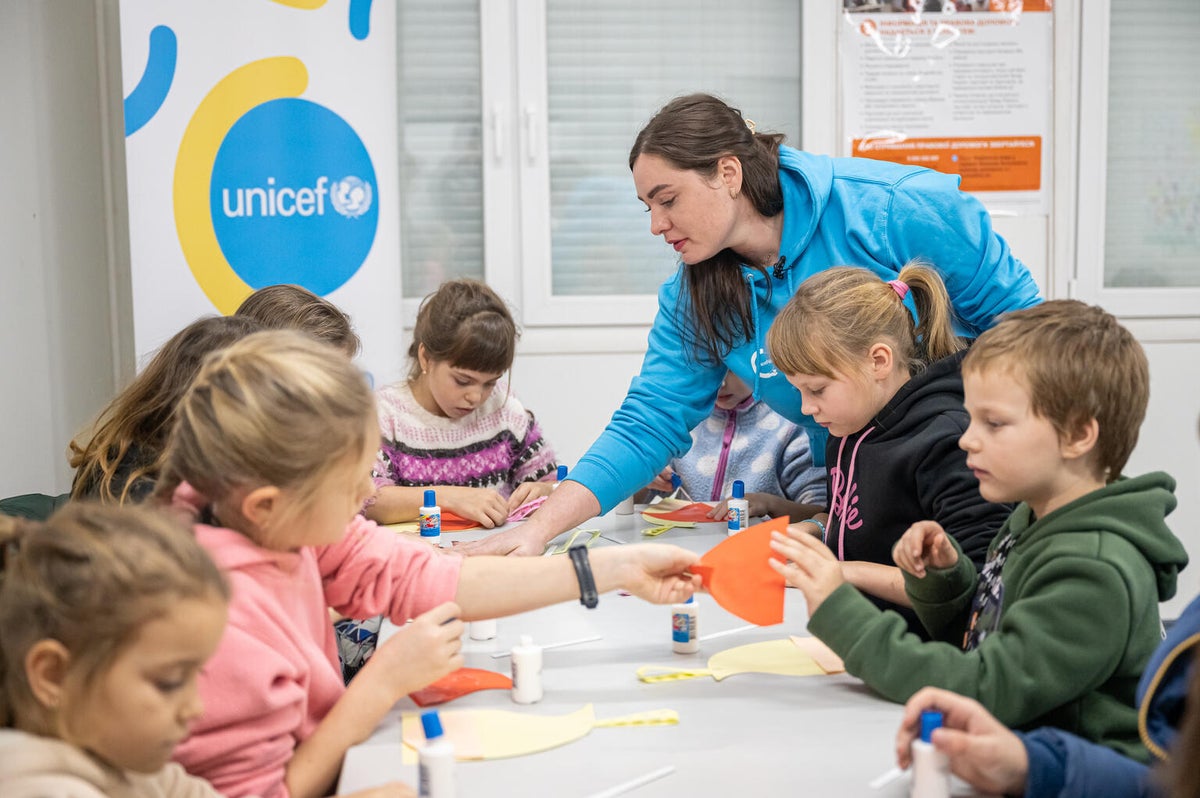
xmin=400 ymin=704 xmax=678 ymax=763
xmin=637 ymin=638 xmax=827 ymax=683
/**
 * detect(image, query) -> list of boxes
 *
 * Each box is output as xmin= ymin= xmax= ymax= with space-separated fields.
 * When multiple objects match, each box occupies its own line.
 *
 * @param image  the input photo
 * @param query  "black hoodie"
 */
xmin=823 ymin=349 xmax=1010 ymax=632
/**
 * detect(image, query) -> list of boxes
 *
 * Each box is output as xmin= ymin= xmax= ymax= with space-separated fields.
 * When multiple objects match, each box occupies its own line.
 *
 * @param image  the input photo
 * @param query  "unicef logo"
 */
xmin=330 ymin=176 xmax=373 ymax=218
xmin=209 ymin=97 xmax=377 ymax=296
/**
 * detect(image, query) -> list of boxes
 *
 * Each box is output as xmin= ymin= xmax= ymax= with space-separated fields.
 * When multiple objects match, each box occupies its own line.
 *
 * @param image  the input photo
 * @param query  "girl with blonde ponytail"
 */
xmin=764 ymin=263 xmax=1011 ymax=636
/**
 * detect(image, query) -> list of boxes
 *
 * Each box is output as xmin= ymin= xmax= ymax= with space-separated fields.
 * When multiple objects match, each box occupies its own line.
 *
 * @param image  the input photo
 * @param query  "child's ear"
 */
xmin=240 ymin=485 xmax=283 ymax=530
xmin=867 ymin=342 xmax=894 ymax=379
xmin=1061 ymin=417 xmax=1100 ymax=461
xmin=25 ymin=639 xmax=71 ymax=711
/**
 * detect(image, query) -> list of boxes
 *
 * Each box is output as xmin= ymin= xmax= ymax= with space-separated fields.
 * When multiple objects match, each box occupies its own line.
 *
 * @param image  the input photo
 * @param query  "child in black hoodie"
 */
xmin=765 ymin=262 xmax=1011 ymax=635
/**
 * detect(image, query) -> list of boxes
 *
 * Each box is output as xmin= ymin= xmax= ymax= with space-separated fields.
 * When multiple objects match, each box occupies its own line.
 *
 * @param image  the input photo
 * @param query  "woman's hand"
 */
xmin=439 ymin=486 xmax=509 ymax=528
xmin=453 ymin=526 xmax=546 ymax=557
xmin=767 ymin=527 xmax=844 ymax=614
xmin=607 ymin=544 xmax=702 ymax=604
xmin=892 ymin=521 xmax=958 ymax=578
xmin=361 ymin=602 xmax=464 ymax=700
xmin=506 ymin=479 xmax=555 ymax=512
xmin=895 ymin=687 xmax=1029 ymax=795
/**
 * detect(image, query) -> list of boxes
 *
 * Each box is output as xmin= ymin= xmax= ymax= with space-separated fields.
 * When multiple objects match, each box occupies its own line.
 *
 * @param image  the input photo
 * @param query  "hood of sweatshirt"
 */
xmin=1006 ymin=471 xmax=1187 ymax=602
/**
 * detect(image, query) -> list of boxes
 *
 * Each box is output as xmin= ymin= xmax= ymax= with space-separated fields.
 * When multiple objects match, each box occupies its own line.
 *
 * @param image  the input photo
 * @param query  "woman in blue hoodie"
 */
xmin=460 ymin=93 xmax=1040 ymax=557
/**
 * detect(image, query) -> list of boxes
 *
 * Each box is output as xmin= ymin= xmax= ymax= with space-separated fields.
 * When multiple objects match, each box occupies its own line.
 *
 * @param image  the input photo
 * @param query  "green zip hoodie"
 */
xmin=806 ymin=472 xmax=1187 ymax=762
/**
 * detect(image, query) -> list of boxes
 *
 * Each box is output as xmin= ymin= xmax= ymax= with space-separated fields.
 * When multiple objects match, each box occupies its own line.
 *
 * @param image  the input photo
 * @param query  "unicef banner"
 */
xmin=118 ymin=0 xmax=401 ymax=382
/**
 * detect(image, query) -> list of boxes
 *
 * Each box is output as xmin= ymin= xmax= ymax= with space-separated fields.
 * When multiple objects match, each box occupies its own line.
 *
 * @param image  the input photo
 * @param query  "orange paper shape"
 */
xmin=439 ymin=510 xmax=482 ymax=532
xmin=690 ymin=516 xmax=787 ymax=626
xmin=408 ymin=667 xmax=513 ymax=707
xmin=642 ymin=501 xmax=719 ymax=523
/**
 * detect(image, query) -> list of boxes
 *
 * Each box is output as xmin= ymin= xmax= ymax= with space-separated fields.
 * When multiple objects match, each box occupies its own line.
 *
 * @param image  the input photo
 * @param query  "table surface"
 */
xmin=338 ymin=508 xmax=979 ymax=797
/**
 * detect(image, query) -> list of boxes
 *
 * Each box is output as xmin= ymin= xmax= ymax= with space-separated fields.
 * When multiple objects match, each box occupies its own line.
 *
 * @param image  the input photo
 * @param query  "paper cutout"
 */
xmin=636 ymin=638 xmax=829 ymax=683
xmin=641 ymin=499 xmax=720 ymax=525
xmin=689 ymin=516 xmax=787 ymax=626
xmin=385 ymin=497 xmax=548 ymax=534
xmin=400 ymin=704 xmax=677 ymax=763
xmin=408 ymin=667 xmax=513 ymax=707
xmin=544 ymin=528 xmax=602 ymax=555
xmin=790 ymin=635 xmax=845 ymax=674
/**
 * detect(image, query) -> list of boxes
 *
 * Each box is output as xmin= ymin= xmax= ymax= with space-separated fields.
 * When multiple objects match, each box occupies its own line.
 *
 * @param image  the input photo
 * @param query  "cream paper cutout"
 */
xmin=637 ymin=638 xmax=828 ymax=683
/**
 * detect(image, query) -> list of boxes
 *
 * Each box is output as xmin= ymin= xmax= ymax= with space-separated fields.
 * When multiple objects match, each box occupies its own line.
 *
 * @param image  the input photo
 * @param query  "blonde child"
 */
xmin=69 ymin=315 xmax=262 ymax=504
xmin=771 ymin=300 xmax=1188 ymax=762
xmin=764 ymin=263 xmax=1010 ymax=632
xmin=0 ymin=503 xmax=228 ymax=797
xmin=366 ymin=279 xmax=559 ymax=528
xmin=156 ymin=330 xmax=699 ymax=798
xmin=235 ymin=283 xmax=361 ymax=358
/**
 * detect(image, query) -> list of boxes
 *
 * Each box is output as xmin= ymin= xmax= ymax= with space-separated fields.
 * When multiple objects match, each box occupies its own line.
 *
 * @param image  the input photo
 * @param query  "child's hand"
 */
xmin=895 ymin=687 xmax=1029 ymax=795
xmin=645 ymin=467 xmax=675 ymax=494
xmin=768 ymin=528 xmax=844 ymax=613
xmin=340 ymin=783 xmax=416 ymax=798
xmin=506 ymin=480 xmax=554 ymax=512
xmin=609 ymin=543 xmax=702 ymax=604
xmin=365 ymin=602 xmax=464 ymax=700
xmin=892 ymin=521 xmax=958 ymax=578
xmin=707 ymin=498 xmax=730 ymax=520
xmin=440 ymin=487 xmax=509 ymax=528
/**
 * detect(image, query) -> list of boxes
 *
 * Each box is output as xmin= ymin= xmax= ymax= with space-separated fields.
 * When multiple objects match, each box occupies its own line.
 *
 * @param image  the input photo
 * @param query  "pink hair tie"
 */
xmin=887 ymin=279 xmax=909 ymax=300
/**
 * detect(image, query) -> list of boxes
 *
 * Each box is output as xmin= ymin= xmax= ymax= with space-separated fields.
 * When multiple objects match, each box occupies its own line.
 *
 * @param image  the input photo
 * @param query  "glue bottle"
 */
xmin=671 ymin=595 xmax=699 ymax=653
xmin=910 ymin=710 xmax=951 ymax=798
xmin=418 ymin=709 xmax=456 ymax=798
xmin=553 ymin=464 xmax=568 ymax=488
xmin=469 ymin=617 xmax=497 ymax=640
xmin=419 ymin=489 xmax=441 ymax=546
xmin=726 ymin=480 xmax=749 ymax=536
xmin=510 ymin=635 xmax=543 ymax=704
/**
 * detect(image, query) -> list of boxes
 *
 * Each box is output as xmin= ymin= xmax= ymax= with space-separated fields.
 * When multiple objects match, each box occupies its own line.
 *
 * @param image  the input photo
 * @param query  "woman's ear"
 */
xmin=717 ymin=155 xmax=744 ymax=197
xmin=1061 ymin=417 xmax=1100 ymax=461
xmin=25 ymin=639 xmax=71 ymax=711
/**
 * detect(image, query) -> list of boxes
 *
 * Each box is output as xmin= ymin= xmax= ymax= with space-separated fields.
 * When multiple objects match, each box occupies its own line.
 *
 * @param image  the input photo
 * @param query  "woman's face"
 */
xmin=633 ymin=153 xmax=739 ymax=265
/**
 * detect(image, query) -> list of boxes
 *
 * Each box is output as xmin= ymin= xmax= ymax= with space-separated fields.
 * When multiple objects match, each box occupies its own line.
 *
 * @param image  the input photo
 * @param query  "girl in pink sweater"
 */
xmin=157 ymin=330 xmax=700 ymax=798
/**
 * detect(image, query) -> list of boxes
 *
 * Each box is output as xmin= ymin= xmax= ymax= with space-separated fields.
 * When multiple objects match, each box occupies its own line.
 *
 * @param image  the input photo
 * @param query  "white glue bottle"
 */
xmin=419 ymin=489 xmax=441 ymax=546
xmin=469 ymin=617 xmax=497 ymax=640
xmin=671 ymin=595 xmax=699 ymax=654
xmin=910 ymin=709 xmax=951 ymax=798
xmin=510 ymin=635 xmax=543 ymax=704
xmin=418 ymin=709 xmax=456 ymax=798
xmin=726 ymin=480 xmax=749 ymax=536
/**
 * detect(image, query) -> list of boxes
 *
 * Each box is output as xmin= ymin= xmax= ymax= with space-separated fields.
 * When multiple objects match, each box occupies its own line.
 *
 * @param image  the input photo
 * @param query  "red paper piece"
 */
xmin=690 ymin=517 xmax=787 ymax=626
xmin=409 ymin=667 xmax=513 ymax=707
xmin=642 ymin=502 xmax=720 ymax=523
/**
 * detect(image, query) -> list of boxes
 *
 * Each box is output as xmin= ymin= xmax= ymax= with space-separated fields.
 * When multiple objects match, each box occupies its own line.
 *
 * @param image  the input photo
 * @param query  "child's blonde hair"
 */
xmin=962 ymin=299 xmax=1148 ymax=481
xmin=235 ymin=284 xmax=361 ymax=358
xmin=0 ymin=503 xmax=228 ymax=730
xmin=408 ymin=279 xmax=518 ymax=381
xmin=156 ymin=330 xmax=375 ymax=511
xmin=767 ymin=263 xmax=964 ymax=379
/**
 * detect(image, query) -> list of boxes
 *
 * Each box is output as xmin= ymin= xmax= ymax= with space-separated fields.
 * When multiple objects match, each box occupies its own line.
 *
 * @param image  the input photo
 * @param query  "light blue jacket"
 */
xmin=572 ymin=146 xmax=1042 ymax=512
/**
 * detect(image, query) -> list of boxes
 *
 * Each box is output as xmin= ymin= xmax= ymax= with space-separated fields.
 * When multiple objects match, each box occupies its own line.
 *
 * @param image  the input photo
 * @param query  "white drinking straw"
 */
xmin=584 ymin=766 xmax=676 ymax=798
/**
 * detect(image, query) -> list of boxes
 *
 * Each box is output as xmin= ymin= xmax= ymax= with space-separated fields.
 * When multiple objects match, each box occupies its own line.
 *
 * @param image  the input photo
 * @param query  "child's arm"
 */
xmin=892 ymin=520 xmax=960 ymax=578
xmin=453 ymin=543 xmax=700 ymax=617
xmin=286 ymin=603 xmax=464 ymax=798
xmin=365 ymin=484 xmax=509 ymax=528
xmin=841 ymin=561 xmax=911 ymax=607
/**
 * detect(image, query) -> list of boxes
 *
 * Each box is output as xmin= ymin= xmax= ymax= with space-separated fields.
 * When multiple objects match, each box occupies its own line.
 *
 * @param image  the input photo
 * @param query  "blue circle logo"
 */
xmin=210 ymin=98 xmax=377 ymax=295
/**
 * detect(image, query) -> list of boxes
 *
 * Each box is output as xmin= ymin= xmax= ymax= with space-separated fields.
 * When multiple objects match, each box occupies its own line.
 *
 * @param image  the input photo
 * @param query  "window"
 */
xmin=397 ymin=0 xmax=802 ymax=326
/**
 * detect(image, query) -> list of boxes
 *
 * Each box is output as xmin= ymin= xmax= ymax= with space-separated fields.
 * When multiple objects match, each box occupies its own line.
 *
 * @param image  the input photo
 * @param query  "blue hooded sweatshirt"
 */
xmin=571 ymin=146 xmax=1042 ymax=513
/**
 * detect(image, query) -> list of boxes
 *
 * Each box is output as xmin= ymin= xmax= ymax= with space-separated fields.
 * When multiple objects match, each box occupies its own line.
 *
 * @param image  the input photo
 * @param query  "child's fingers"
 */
xmin=421 ymin=601 xmax=462 ymax=626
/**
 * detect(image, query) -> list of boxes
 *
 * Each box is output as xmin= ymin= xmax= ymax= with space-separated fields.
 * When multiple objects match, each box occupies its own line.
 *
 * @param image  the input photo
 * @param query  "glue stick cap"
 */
xmin=685 ymin=595 xmax=694 ymax=604
xmin=557 ymin=464 xmax=568 ymax=481
xmin=732 ymin=480 xmax=745 ymax=499
xmin=421 ymin=709 xmax=444 ymax=740
xmin=919 ymin=710 xmax=943 ymax=743
xmin=423 ymin=489 xmax=436 ymax=507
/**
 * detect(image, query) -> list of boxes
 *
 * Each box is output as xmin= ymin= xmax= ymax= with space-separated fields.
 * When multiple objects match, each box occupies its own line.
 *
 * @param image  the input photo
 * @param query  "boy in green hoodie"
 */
xmin=769 ymin=299 xmax=1187 ymax=762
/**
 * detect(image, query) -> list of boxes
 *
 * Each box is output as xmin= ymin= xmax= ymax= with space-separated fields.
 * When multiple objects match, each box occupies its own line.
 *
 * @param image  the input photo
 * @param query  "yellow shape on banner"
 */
xmin=635 ymin=638 xmax=828 ymax=683
xmin=270 ymin=0 xmax=327 ymax=8
xmin=173 ymin=57 xmax=308 ymax=313
xmin=399 ymin=704 xmax=677 ymax=763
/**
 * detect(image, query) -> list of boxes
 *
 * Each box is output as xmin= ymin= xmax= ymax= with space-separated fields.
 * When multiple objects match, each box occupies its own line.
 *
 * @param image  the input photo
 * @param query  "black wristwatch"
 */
xmin=568 ymin=544 xmax=599 ymax=609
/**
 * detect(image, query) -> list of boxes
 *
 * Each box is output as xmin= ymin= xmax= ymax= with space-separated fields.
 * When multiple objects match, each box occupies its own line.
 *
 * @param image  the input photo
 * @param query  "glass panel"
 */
xmin=397 ymin=0 xmax=484 ymax=298
xmin=545 ymin=1 xmax=803 ymax=296
xmin=1103 ymin=0 xmax=1200 ymax=288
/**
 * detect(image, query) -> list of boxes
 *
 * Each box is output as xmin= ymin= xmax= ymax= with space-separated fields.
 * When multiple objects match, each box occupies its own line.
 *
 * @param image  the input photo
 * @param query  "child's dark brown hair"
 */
xmin=408 ymin=279 xmax=518 ymax=380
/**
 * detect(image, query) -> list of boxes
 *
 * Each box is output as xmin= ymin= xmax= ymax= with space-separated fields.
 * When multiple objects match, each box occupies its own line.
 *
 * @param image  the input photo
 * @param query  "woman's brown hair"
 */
xmin=630 ymin=93 xmax=785 ymax=364
xmin=0 ymin=504 xmax=228 ymax=730
xmin=68 ymin=315 xmax=261 ymax=504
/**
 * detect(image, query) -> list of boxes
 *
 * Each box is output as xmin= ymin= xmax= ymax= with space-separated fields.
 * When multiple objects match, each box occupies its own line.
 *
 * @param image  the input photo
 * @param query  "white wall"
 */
xmin=2 ymin=1 xmax=1197 ymax=616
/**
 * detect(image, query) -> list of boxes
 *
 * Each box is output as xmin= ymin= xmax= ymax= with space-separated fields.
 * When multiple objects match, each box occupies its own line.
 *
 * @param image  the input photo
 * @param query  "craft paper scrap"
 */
xmin=408 ymin=667 xmax=512 ymax=707
xmin=641 ymin=499 xmax=720 ymax=524
xmin=636 ymin=638 xmax=827 ymax=683
xmin=386 ymin=497 xmax=547 ymax=534
xmin=400 ymin=704 xmax=678 ymax=763
xmin=790 ymin=635 xmax=845 ymax=674
xmin=689 ymin=516 xmax=788 ymax=626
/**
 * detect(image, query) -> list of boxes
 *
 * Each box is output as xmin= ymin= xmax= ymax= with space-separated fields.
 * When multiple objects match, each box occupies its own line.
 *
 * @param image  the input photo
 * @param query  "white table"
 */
xmin=337 ymin=511 xmax=970 ymax=797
